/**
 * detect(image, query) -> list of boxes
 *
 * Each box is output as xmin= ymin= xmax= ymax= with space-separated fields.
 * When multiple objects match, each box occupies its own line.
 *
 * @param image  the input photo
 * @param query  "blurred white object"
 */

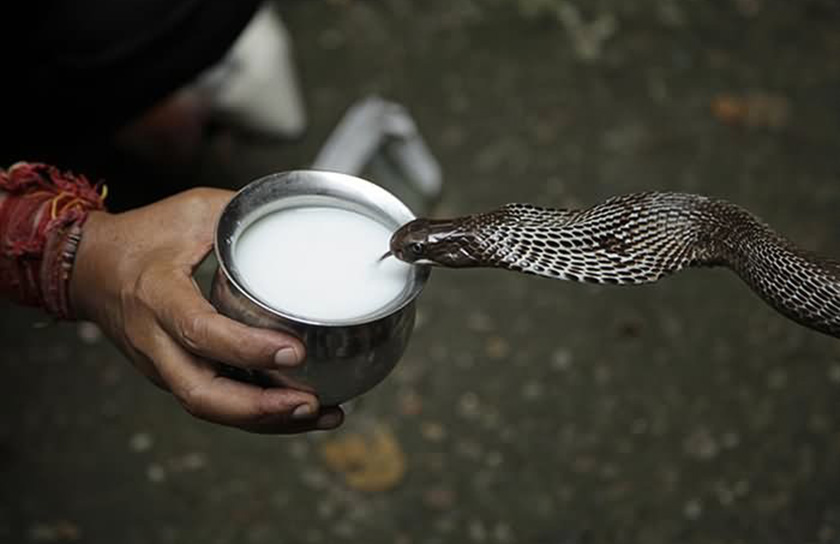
xmin=313 ymin=96 xmax=443 ymax=211
xmin=196 ymin=3 xmax=307 ymax=138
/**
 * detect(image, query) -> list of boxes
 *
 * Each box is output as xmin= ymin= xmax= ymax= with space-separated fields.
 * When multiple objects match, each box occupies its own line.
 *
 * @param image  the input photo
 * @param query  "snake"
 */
xmin=387 ymin=192 xmax=840 ymax=339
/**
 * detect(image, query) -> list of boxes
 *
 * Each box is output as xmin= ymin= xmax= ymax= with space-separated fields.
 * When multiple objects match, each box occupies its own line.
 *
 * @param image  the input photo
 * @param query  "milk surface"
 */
xmin=235 ymin=206 xmax=412 ymax=321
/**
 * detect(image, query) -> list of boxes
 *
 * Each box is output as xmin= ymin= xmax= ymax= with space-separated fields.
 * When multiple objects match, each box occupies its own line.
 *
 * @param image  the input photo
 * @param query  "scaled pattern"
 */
xmin=396 ymin=192 xmax=840 ymax=338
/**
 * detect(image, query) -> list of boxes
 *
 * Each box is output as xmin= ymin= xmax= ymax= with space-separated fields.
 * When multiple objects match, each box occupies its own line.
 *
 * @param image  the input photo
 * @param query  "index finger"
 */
xmin=156 ymin=273 xmax=306 ymax=371
xmin=152 ymin=333 xmax=340 ymax=433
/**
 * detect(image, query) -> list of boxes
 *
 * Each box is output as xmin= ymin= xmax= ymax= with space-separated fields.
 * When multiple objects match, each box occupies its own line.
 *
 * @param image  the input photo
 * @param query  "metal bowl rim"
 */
xmin=213 ymin=170 xmax=430 ymax=327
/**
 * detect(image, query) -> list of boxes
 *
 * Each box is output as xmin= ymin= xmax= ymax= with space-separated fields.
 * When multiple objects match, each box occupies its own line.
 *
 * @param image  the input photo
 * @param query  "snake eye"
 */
xmin=410 ymin=242 xmax=425 ymax=256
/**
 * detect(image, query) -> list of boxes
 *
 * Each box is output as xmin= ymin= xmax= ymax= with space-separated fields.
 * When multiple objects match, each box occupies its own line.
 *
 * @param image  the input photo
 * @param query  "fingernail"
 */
xmin=316 ymin=411 xmax=343 ymax=429
xmin=274 ymin=346 xmax=301 ymax=367
xmin=291 ymin=404 xmax=316 ymax=420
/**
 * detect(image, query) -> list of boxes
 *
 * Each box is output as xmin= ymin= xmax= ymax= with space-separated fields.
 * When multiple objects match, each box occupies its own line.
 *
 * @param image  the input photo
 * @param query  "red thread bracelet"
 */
xmin=0 ymin=162 xmax=107 ymax=319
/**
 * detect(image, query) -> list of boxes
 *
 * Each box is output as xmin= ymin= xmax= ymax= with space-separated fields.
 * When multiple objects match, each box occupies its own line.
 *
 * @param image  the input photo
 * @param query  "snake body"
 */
xmin=389 ymin=192 xmax=840 ymax=338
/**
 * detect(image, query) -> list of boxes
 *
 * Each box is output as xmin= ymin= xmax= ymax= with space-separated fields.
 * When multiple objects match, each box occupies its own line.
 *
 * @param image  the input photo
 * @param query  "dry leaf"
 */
xmin=320 ymin=424 xmax=406 ymax=492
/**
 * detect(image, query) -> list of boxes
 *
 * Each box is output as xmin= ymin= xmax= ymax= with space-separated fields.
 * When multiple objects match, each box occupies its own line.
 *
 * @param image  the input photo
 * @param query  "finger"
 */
xmin=156 ymin=274 xmax=305 ymax=371
xmin=152 ymin=335 xmax=322 ymax=431
xmin=239 ymin=407 xmax=345 ymax=434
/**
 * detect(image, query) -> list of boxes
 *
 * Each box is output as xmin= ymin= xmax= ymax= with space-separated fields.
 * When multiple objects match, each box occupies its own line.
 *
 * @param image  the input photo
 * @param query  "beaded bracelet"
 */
xmin=0 ymin=162 xmax=107 ymax=319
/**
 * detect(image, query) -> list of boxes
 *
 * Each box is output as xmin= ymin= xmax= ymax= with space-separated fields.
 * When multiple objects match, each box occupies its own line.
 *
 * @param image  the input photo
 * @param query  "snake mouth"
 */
xmin=390 ymin=217 xmax=484 ymax=266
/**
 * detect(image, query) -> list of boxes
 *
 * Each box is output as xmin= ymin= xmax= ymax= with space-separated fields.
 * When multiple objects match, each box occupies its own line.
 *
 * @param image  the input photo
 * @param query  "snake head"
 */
xmin=389 ymin=219 xmax=436 ymax=264
xmin=389 ymin=218 xmax=480 ymax=267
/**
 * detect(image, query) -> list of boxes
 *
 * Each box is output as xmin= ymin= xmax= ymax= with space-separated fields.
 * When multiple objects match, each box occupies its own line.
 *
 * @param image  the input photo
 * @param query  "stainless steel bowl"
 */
xmin=210 ymin=170 xmax=430 ymax=406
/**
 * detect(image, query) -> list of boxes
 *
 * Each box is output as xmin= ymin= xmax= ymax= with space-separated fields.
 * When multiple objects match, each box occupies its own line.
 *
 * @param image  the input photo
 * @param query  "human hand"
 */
xmin=70 ymin=188 xmax=343 ymax=433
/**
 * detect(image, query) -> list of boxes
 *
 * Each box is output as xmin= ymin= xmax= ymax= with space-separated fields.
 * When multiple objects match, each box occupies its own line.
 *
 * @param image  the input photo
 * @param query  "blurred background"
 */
xmin=3 ymin=0 xmax=840 ymax=542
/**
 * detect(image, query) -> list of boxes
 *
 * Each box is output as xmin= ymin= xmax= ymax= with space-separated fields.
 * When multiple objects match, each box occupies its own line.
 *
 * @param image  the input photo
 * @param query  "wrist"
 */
xmin=68 ymin=210 xmax=113 ymax=321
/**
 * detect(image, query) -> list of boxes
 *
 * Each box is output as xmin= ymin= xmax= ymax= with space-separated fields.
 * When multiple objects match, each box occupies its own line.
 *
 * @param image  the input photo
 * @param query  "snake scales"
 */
xmin=389 ymin=192 xmax=840 ymax=339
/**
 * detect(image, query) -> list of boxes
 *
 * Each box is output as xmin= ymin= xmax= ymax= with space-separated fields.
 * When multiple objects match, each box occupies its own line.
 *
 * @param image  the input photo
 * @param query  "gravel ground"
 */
xmin=2 ymin=1 xmax=840 ymax=543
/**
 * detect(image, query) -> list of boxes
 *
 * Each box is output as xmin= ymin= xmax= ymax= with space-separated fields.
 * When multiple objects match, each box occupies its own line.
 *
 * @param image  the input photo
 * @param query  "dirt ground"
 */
xmin=2 ymin=1 xmax=840 ymax=543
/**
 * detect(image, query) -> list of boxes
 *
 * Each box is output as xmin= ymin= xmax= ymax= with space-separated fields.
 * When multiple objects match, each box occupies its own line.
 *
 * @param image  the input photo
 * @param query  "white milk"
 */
xmin=234 ymin=206 xmax=412 ymax=321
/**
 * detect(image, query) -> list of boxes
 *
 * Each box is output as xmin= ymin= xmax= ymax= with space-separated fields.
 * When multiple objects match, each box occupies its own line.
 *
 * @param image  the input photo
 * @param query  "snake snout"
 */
xmin=389 ymin=219 xmax=432 ymax=263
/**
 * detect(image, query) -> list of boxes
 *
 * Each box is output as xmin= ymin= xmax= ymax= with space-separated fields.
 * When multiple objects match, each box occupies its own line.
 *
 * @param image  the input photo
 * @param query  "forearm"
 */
xmin=0 ymin=162 xmax=107 ymax=318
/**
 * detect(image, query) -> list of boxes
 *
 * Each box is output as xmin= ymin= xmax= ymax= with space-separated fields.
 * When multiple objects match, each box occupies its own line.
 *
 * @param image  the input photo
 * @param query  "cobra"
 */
xmin=388 ymin=192 xmax=840 ymax=339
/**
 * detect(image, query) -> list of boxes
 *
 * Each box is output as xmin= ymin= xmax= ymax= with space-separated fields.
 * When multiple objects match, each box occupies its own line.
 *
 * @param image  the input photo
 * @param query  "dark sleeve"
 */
xmin=1 ymin=0 xmax=260 ymax=162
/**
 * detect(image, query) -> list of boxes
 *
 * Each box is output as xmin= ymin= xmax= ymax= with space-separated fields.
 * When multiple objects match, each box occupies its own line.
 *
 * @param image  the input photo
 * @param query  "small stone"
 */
xmin=76 ymin=322 xmax=102 ymax=344
xmin=550 ymin=349 xmax=574 ymax=371
xmin=300 ymin=469 xmax=330 ymax=490
xmin=683 ymin=427 xmax=720 ymax=461
xmin=457 ymin=392 xmax=481 ymax=419
xmin=683 ymin=498 xmax=703 ymax=520
xmin=485 ymin=336 xmax=510 ymax=360
xmin=129 ymin=432 xmax=153 ymax=453
xmin=521 ymin=380 xmax=544 ymax=401
xmin=715 ymin=481 xmax=735 ymax=506
xmin=178 ymin=452 xmax=206 ymax=471
xmin=555 ymin=2 xmax=617 ymax=62
xmin=147 ymin=463 xmax=166 ymax=484
xmin=421 ymin=422 xmax=446 ymax=442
